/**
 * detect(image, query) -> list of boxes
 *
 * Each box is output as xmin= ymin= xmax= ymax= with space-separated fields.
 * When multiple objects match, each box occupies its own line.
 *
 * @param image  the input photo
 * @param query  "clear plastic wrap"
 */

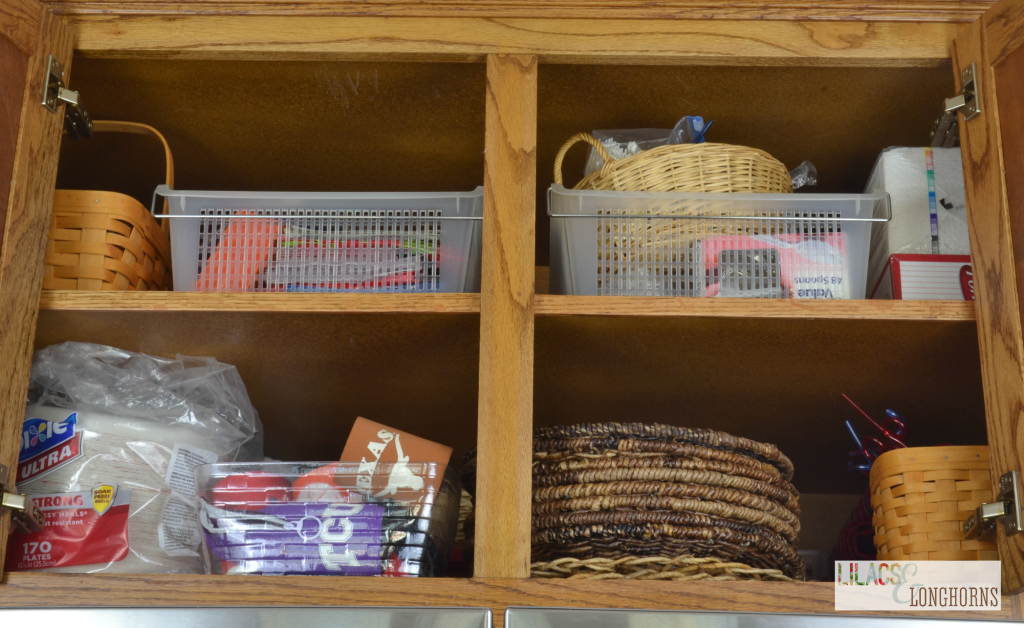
xmin=789 ymin=161 xmax=818 ymax=190
xmin=865 ymin=147 xmax=969 ymax=295
xmin=7 ymin=342 xmax=262 ymax=574
xmin=583 ymin=117 xmax=712 ymax=176
xmin=666 ymin=115 xmax=709 ymax=145
xmin=584 ymin=128 xmax=672 ymax=175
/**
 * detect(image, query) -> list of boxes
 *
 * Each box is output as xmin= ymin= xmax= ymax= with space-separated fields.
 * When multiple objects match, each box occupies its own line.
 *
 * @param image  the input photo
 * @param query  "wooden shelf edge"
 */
xmin=37 ymin=291 xmax=482 ymax=314
xmin=39 ymin=292 xmax=975 ymax=321
xmin=67 ymin=16 xmax=956 ymax=68
xmin=535 ymin=295 xmax=977 ymax=322
xmin=44 ymin=1 xmax=994 ymax=22
xmin=0 ymin=574 xmax=1017 ymax=621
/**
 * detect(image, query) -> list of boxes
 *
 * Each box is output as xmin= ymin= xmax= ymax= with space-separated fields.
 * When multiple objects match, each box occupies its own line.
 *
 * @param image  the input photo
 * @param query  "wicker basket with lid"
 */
xmin=554 ymin=132 xmax=793 ymax=194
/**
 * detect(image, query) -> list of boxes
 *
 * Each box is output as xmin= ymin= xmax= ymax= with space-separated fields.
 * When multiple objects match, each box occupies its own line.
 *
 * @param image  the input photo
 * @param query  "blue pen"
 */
xmin=693 ymin=119 xmax=714 ymax=143
xmin=845 ymin=420 xmax=864 ymax=451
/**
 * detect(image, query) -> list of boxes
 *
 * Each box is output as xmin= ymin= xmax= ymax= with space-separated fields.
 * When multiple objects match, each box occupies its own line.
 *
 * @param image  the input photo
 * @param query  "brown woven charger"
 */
xmin=465 ymin=422 xmax=804 ymax=580
xmin=534 ymin=423 xmax=795 ymax=480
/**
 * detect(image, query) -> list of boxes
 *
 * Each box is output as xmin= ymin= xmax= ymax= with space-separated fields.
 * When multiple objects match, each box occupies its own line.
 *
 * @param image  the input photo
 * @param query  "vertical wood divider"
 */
xmin=474 ymin=53 xmax=537 ymax=579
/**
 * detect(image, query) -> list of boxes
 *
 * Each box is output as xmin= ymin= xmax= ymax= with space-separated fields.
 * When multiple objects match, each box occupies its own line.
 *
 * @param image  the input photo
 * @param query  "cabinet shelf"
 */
xmin=536 ymin=295 xmax=975 ymax=321
xmin=38 ymin=291 xmax=481 ymax=314
xmin=40 ymin=293 xmax=974 ymax=321
xmin=0 ymin=574 xmax=1014 ymax=621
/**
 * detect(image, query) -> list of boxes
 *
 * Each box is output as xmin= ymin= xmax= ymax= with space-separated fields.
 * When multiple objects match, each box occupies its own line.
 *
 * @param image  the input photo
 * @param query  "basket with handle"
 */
xmin=44 ymin=121 xmax=173 ymax=291
xmin=869 ymin=445 xmax=997 ymax=561
xmin=554 ymin=132 xmax=793 ymax=193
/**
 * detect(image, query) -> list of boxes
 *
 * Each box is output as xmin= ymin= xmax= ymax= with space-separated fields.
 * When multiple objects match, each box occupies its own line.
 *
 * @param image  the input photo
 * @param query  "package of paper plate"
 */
xmin=4 ymin=341 xmax=263 ymax=574
xmin=865 ymin=147 xmax=970 ymax=296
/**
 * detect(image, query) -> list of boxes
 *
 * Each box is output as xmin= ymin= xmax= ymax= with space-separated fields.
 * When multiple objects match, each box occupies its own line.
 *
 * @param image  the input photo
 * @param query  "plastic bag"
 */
xmin=789 ymin=161 xmax=818 ymax=190
xmin=864 ymin=147 xmax=969 ymax=295
xmin=584 ymin=116 xmax=708 ymax=176
xmin=584 ymin=128 xmax=672 ymax=175
xmin=666 ymin=116 xmax=708 ymax=145
xmin=6 ymin=342 xmax=263 ymax=574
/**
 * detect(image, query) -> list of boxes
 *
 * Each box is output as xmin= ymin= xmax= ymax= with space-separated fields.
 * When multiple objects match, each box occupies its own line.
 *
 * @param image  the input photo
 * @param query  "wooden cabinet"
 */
xmin=1 ymin=0 xmax=1023 ymax=621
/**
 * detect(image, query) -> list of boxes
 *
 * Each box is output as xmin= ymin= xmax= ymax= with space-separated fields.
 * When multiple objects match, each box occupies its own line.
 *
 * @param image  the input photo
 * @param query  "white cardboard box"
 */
xmin=870 ymin=254 xmax=974 ymax=300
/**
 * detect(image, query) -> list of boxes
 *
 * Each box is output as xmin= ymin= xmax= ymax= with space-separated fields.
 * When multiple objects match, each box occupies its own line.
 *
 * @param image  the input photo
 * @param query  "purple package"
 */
xmin=202 ymin=502 xmax=385 ymax=575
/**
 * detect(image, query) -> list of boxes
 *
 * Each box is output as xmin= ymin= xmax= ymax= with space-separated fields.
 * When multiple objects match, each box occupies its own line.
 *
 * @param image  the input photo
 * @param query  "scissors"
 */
xmin=842 ymin=394 xmax=908 ymax=458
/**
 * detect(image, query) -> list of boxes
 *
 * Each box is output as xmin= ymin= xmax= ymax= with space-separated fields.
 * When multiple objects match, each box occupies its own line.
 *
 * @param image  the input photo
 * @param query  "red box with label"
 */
xmin=870 ymin=254 xmax=974 ymax=300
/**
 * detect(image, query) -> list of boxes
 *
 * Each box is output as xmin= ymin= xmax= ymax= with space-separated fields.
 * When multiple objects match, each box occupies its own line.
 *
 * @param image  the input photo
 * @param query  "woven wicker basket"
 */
xmin=44 ymin=121 xmax=173 ymax=291
xmin=870 ymin=446 xmax=997 ymax=561
xmin=554 ymin=132 xmax=793 ymax=193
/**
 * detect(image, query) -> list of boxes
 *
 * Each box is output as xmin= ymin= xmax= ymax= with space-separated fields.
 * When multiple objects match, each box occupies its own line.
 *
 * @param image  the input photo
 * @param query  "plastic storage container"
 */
xmin=195 ymin=461 xmax=461 ymax=577
xmin=549 ymin=185 xmax=890 ymax=299
xmin=155 ymin=186 xmax=484 ymax=293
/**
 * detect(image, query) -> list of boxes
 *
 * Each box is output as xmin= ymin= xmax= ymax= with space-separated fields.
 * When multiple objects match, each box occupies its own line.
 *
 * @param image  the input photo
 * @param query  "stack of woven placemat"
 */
xmin=466 ymin=422 xmax=803 ymax=581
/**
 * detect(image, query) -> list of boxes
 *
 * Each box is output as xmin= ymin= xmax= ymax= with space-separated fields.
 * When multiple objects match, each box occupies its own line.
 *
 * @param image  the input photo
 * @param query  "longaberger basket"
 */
xmin=554 ymin=132 xmax=793 ymax=193
xmin=44 ymin=121 xmax=173 ymax=291
xmin=870 ymin=446 xmax=997 ymax=561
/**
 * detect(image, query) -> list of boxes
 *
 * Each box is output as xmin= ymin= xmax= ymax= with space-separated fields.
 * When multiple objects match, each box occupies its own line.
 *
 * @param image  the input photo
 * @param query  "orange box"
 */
xmin=340 ymin=417 xmax=452 ymax=502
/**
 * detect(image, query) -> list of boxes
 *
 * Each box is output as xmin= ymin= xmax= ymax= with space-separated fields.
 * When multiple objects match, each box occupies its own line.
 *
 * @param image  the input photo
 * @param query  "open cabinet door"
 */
xmin=0 ymin=0 xmax=73 ymax=577
xmin=953 ymin=0 xmax=1024 ymax=594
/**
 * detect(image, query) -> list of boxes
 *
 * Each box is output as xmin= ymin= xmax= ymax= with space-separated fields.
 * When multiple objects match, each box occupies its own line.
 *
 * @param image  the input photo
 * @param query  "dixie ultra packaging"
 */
xmin=5 ymin=342 xmax=262 ymax=574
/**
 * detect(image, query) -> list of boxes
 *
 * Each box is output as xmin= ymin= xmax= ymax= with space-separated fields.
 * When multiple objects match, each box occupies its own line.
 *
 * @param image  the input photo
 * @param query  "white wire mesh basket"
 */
xmin=155 ymin=186 xmax=483 ymax=293
xmin=549 ymin=185 xmax=891 ymax=299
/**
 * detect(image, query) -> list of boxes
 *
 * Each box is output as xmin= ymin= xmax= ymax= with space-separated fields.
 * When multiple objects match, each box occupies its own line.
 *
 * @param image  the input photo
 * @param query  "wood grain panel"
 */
xmin=67 ymin=17 xmax=957 ymax=66
xmin=474 ymin=54 xmax=536 ymax=579
xmin=535 ymin=295 xmax=976 ymax=321
xmin=953 ymin=10 xmax=1024 ymax=593
xmin=535 ymin=315 xmax=986 ymax=495
xmin=0 ymin=3 xmax=71 ymax=576
xmin=39 ymin=0 xmax=997 ymax=23
xmin=996 ymin=42 xmax=1024 ymax=322
xmin=0 ymin=0 xmax=39 ymax=56
xmin=0 ymin=574 xmax=1018 ymax=622
xmin=0 ymin=37 xmax=29 ymax=254
xmin=54 ymin=58 xmax=485 ymax=209
xmin=39 ymin=291 xmax=482 ymax=313
xmin=985 ymin=0 xmax=1024 ymax=65
xmin=33 ymin=309 xmax=481 ymax=468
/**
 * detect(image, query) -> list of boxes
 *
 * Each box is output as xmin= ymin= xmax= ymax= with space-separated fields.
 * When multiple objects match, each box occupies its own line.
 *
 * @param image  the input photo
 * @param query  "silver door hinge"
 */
xmin=964 ymin=470 xmax=1022 ymax=540
xmin=40 ymin=54 xmax=92 ymax=140
xmin=930 ymin=62 xmax=981 ymax=148
xmin=945 ymin=63 xmax=981 ymax=121
xmin=0 ymin=463 xmax=45 ymax=534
